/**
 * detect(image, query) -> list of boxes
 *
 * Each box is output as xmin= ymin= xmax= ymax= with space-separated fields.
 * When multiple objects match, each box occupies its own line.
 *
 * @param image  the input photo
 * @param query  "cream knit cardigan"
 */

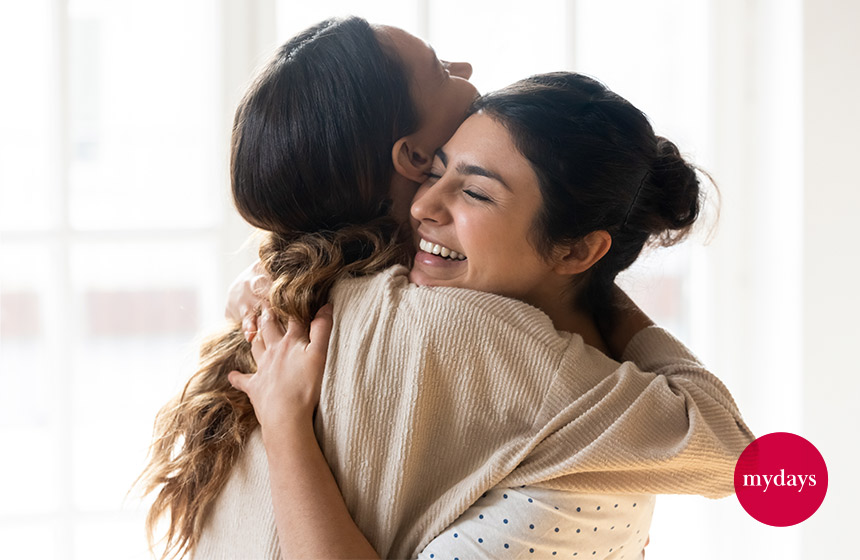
xmin=194 ymin=266 xmax=753 ymax=560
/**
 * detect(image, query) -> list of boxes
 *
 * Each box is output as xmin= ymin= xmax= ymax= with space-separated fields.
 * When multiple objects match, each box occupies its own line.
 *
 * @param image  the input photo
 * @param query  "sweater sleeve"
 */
xmin=323 ymin=269 xmax=754 ymax=558
xmin=622 ymin=326 xmax=751 ymax=434
xmin=500 ymin=327 xmax=755 ymax=499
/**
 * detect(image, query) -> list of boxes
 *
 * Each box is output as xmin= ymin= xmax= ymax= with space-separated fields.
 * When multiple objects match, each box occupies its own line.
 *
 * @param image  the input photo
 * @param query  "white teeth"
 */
xmin=418 ymin=238 xmax=466 ymax=260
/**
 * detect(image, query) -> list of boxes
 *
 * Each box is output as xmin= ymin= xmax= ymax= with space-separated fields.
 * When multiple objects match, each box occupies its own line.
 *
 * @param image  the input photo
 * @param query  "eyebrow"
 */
xmin=436 ymin=148 xmax=512 ymax=192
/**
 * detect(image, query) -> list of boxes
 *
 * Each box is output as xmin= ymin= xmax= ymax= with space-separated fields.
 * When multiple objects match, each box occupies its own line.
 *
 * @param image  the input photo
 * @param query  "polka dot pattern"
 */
xmin=417 ymin=488 xmax=655 ymax=560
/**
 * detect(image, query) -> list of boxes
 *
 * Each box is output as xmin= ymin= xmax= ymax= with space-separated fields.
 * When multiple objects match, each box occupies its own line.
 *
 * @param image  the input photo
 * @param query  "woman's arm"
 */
xmin=224 ymin=270 xmax=750 ymax=556
xmin=228 ymin=303 xmax=379 ymax=560
xmin=231 ymin=305 xmax=656 ymax=560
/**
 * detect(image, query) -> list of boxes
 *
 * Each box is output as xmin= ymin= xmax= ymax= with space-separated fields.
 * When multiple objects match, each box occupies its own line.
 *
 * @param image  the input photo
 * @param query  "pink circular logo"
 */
xmin=734 ymin=432 xmax=828 ymax=526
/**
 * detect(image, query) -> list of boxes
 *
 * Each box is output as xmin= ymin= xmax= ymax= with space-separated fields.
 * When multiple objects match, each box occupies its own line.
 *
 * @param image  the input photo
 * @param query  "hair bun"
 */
xmin=640 ymin=136 xmax=702 ymax=246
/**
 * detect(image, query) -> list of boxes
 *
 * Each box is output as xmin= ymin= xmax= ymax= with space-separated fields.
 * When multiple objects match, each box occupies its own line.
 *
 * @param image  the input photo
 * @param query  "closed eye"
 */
xmin=464 ymin=189 xmax=492 ymax=202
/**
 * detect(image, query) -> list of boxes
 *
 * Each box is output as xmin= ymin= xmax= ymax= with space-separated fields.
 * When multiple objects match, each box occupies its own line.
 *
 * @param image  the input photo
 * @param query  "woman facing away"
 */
xmin=139 ymin=16 xmax=475 ymax=558
xmin=138 ymin=16 xmax=754 ymax=560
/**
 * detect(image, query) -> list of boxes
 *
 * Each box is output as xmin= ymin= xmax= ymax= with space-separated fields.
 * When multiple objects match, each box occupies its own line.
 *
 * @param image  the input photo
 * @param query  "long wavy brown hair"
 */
xmin=135 ymin=16 xmax=416 ymax=559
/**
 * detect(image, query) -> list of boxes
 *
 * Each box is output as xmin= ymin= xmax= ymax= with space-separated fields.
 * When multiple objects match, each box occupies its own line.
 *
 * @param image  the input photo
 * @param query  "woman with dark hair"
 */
xmin=138 ymin=16 xmax=752 ymax=560
xmin=227 ymin=73 xmax=753 ymax=560
xmin=138 ymin=16 xmax=476 ymax=559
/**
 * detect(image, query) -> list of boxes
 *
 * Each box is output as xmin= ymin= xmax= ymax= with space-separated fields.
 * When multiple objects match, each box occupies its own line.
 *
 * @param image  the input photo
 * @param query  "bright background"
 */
xmin=0 ymin=0 xmax=857 ymax=558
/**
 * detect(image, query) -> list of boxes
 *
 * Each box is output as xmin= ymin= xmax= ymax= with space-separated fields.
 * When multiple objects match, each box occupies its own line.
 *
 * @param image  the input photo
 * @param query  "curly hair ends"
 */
xmin=261 ymin=216 xmax=410 ymax=324
xmin=136 ymin=327 xmax=255 ymax=559
xmin=136 ymin=218 xmax=408 ymax=559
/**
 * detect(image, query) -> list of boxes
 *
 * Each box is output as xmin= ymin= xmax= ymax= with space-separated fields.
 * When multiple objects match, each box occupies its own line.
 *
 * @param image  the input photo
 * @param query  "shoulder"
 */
xmin=621 ymin=326 xmax=703 ymax=368
xmin=331 ymin=265 xmax=573 ymax=354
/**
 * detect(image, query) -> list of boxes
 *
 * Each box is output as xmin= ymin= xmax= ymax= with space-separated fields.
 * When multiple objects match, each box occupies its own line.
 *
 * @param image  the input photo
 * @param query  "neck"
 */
xmin=532 ymin=283 xmax=610 ymax=356
xmin=553 ymin=307 xmax=609 ymax=354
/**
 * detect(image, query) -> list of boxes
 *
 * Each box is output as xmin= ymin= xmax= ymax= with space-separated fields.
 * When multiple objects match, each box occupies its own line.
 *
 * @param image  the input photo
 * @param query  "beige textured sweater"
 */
xmin=194 ymin=266 xmax=753 ymax=560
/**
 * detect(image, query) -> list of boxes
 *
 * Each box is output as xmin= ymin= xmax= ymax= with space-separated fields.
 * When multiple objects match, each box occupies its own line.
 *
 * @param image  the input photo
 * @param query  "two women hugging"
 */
xmin=138 ymin=16 xmax=753 ymax=560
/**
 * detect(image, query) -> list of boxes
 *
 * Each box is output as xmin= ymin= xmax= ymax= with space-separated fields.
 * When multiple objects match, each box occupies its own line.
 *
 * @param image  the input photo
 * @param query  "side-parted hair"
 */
xmin=137 ymin=16 xmax=416 ymax=559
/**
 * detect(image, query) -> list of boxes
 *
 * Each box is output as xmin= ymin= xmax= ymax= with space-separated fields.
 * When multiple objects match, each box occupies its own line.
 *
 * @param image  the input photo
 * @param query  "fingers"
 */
xmin=242 ymin=313 xmax=258 ymax=343
xmin=252 ymin=302 xmax=333 ymax=352
xmin=228 ymin=370 xmax=253 ymax=394
xmin=259 ymin=303 xmax=285 ymax=348
xmin=308 ymin=304 xmax=334 ymax=354
xmin=285 ymin=315 xmax=309 ymax=343
xmin=251 ymin=324 xmax=266 ymax=363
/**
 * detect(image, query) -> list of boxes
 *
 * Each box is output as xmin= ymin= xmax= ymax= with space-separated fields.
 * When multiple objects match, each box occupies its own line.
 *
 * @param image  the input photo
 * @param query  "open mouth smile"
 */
xmin=418 ymin=238 xmax=466 ymax=261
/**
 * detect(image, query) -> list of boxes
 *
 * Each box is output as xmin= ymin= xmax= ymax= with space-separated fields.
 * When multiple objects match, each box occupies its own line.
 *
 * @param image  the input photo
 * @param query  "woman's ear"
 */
xmin=553 ymin=231 xmax=612 ymax=275
xmin=392 ymin=136 xmax=432 ymax=183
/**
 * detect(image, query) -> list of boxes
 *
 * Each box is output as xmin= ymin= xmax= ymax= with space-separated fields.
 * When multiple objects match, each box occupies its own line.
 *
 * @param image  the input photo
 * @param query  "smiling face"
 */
xmin=408 ymin=113 xmax=569 ymax=309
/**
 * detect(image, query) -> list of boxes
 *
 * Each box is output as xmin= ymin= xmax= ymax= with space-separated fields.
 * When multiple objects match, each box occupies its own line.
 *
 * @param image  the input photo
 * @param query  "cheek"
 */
xmin=459 ymin=216 xmax=524 ymax=268
xmin=476 ymin=219 xmax=545 ymax=277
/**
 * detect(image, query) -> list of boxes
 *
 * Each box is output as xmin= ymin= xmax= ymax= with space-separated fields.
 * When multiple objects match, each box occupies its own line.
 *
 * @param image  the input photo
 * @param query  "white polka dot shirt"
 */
xmin=418 ymin=488 xmax=653 ymax=560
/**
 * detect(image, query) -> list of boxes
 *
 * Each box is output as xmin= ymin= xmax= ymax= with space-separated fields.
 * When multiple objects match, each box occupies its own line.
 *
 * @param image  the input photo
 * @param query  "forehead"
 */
xmin=374 ymin=25 xmax=436 ymax=78
xmin=445 ymin=113 xmax=539 ymax=192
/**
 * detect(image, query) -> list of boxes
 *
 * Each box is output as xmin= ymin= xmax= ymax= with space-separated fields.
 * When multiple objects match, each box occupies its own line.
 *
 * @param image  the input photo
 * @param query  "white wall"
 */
xmin=801 ymin=0 xmax=860 ymax=557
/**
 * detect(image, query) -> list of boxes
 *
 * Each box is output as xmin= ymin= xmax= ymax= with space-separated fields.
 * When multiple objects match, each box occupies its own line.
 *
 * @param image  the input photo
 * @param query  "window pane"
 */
xmin=575 ymin=0 xmax=710 ymax=151
xmin=276 ymin=0 xmax=418 ymax=40
xmin=427 ymin=0 xmax=568 ymax=93
xmin=67 ymin=0 xmax=222 ymax=230
xmin=0 ymin=524 xmax=58 ymax=560
xmin=69 ymin=240 xmax=220 ymax=511
xmin=0 ymin=0 xmax=61 ymax=230
xmin=617 ymin=244 xmax=694 ymax=341
xmin=0 ymin=242 xmax=63 ymax=514
xmin=75 ymin=518 xmax=150 ymax=560
xmin=574 ymin=0 xmax=712 ymax=345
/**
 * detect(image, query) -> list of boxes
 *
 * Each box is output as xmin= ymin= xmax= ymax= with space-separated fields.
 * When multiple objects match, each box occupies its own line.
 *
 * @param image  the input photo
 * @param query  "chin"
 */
xmin=408 ymin=268 xmax=447 ymax=288
xmin=407 ymin=268 xmax=425 ymax=286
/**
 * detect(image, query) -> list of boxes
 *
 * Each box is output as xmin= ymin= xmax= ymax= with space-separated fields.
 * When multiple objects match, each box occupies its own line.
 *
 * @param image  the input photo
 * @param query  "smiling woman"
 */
xmin=222 ymin=71 xmax=753 ymax=559
xmin=410 ymin=114 xmax=583 ymax=314
xmin=411 ymin=73 xmax=702 ymax=343
xmin=0 ymin=0 xmax=824 ymax=558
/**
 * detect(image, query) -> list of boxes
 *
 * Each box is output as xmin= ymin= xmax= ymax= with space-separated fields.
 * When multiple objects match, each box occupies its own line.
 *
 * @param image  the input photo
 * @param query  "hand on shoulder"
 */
xmin=228 ymin=303 xmax=334 ymax=433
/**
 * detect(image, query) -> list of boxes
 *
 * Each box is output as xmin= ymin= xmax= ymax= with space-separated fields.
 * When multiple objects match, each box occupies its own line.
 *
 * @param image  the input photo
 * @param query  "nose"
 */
xmin=410 ymin=181 xmax=450 ymax=225
xmin=444 ymin=60 xmax=473 ymax=80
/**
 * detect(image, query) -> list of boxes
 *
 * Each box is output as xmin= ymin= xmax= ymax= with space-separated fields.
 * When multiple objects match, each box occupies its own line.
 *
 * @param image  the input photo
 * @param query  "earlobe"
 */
xmin=555 ymin=231 xmax=612 ymax=275
xmin=392 ymin=137 xmax=431 ymax=183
